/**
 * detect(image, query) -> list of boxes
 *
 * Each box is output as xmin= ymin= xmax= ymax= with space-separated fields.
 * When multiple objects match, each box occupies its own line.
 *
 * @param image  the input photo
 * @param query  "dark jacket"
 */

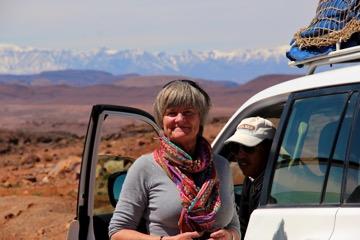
xmin=238 ymin=172 xmax=264 ymax=239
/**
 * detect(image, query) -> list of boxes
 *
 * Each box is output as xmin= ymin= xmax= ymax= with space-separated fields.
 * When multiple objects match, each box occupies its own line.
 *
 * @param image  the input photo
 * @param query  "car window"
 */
xmin=323 ymin=93 xmax=357 ymax=203
xmin=344 ymin=101 xmax=360 ymax=204
xmin=269 ymin=92 xmax=357 ymax=205
xmin=94 ymin=115 xmax=159 ymax=215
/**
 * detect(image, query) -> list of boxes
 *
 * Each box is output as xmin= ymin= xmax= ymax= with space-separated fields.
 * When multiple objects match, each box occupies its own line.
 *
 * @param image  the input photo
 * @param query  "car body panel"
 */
xmin=67 ymin=220 xmax=80 ymax=240
xmin=330 ymin=208 xmax=360 ymax=239
xmin=245 ymin=208 xmax=338 ymax=240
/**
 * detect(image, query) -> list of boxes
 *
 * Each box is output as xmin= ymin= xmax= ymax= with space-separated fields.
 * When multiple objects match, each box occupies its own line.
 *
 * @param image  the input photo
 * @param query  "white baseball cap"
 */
xmin=224 ymin=117 xmax=276 ymax=147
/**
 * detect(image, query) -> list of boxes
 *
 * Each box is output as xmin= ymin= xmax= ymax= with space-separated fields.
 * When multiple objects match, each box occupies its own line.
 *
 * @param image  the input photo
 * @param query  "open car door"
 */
xmin=67 ymin=104 xmax=161 ymax=240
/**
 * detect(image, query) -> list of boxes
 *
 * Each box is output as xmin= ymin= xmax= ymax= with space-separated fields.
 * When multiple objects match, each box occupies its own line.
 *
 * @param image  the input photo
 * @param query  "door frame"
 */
xmin=70 ymin=104 xmax=160 ymax=240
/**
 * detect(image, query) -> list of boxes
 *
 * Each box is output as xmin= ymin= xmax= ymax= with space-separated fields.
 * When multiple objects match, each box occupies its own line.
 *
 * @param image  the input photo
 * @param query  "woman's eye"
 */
xmin=165 ymin=109 xmax=196 ymax=117
xmin=183 ymin=111 xmax=195 ymax=116
xmin=166 ymin=111 xmax=177 ymax=117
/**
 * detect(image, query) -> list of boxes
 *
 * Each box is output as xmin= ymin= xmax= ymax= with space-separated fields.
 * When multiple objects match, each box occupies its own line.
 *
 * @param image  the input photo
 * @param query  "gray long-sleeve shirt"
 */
xmin=109 ymin=152 xmax=240 ymax=238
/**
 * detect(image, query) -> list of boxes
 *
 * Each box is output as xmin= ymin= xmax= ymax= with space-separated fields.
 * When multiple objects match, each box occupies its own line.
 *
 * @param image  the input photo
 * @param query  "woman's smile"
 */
xmin=172 ymin=125 xmax=191 ymax=133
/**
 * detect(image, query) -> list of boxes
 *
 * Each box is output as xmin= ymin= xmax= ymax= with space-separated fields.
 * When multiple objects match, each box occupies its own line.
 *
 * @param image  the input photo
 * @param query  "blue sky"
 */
xmin=1 ymin=0 xmax=318 ymax=52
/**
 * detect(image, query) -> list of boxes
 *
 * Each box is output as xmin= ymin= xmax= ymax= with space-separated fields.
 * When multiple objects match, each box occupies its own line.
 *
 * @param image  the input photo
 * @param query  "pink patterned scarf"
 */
xmin=154 ymin=136 xmax=221 ymax=233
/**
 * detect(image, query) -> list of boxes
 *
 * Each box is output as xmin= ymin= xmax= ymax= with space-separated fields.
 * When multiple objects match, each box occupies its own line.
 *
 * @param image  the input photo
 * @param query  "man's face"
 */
xmin=229 ymin=142 xmax=268 ymax=178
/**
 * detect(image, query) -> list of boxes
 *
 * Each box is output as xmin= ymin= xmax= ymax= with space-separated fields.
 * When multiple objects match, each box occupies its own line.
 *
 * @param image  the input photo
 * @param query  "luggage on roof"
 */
xmin=286 ymin=0 xmax=360 ymax=64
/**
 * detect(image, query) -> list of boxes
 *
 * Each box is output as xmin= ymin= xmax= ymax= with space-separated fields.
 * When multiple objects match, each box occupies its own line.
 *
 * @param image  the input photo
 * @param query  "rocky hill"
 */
xmin=0 ymin=73 xmax=301 ymax=135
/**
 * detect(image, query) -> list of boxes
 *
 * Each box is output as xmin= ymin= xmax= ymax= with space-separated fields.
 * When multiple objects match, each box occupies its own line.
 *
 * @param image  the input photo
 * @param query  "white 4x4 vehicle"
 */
xmin=67 ymin=46 xmax=360 ymax=240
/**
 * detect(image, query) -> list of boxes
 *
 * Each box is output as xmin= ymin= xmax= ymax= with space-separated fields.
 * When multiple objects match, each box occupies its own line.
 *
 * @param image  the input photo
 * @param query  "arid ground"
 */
xmin=0 ymin=106 xmax=228 ymax=240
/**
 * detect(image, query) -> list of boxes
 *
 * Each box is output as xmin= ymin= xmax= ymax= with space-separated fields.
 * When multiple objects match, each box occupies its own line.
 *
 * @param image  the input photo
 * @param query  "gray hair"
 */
xmin=153 ymin=80 xmax=211 ymax=132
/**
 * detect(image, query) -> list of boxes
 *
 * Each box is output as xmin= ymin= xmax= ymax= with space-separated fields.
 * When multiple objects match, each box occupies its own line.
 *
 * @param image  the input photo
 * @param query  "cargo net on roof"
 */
xmin=287 ymin=0 xmax=360 ymax=63
xmin=295 ymin=0 xmax=360 ymax=47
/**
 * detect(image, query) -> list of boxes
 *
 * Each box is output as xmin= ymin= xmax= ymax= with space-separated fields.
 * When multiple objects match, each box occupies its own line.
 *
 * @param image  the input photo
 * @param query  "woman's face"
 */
xmin=162 ymin=106 xmax=200 ymax=152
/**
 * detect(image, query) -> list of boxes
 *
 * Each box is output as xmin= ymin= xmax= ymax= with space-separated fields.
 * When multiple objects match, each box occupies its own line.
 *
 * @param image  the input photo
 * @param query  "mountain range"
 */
xmin=0 ymin=74 xmax=302 ymax=107
xmin=0 ymin=44 xmax=306 ymax=84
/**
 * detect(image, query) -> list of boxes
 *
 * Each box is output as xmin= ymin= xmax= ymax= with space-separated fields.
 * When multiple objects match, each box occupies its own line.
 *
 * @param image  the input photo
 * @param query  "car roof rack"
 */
xmin=288 ymin=44 xmax=360 ymax=75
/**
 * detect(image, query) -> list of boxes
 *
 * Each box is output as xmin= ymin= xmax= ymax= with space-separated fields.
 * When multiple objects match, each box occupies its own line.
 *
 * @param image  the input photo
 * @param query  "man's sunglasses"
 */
xmin=228 ymin=142 xmax=256 ymax=154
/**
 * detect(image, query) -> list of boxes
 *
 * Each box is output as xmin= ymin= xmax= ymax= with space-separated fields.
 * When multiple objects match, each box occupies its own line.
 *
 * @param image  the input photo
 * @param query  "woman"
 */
xmin=109 ymin=80 xmax=240 ymax=240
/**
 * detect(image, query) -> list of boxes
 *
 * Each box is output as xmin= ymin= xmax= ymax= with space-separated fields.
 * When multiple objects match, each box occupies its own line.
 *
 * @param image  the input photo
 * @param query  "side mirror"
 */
xmin=107 ymin=170 xmax=148 ymax=233
xmin=108 ymin=171 xmax=127 ymax=207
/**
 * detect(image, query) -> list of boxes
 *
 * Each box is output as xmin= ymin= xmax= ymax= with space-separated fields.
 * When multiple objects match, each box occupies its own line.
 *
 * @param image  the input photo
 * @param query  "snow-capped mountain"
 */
xmin=0 ymin=44 xmax=305 ymax=83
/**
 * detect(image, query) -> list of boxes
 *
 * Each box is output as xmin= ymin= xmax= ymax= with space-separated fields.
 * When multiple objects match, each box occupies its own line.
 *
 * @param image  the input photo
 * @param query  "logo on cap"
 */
xmin=238 ymin=124 xmax=255 ymax=131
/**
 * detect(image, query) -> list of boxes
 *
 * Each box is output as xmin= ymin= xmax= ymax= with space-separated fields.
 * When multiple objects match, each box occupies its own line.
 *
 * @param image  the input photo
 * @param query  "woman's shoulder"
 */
xmin=131 ymin=153 xmax=156 ymax=169
xmin=125 ymin=153 xmax=159 ymax=184
xmin=213 ymin=154 xmax=233 ymax=187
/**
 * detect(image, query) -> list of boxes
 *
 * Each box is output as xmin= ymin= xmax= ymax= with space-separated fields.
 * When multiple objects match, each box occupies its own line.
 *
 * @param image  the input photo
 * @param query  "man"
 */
xmin=224 ymin=117 xmax=275 ymax=239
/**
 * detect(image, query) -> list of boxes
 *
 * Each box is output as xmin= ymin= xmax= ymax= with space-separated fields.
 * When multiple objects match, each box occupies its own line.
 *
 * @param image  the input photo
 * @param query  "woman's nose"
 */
xmin=174 ymin=112 xmax=185 ymax=122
